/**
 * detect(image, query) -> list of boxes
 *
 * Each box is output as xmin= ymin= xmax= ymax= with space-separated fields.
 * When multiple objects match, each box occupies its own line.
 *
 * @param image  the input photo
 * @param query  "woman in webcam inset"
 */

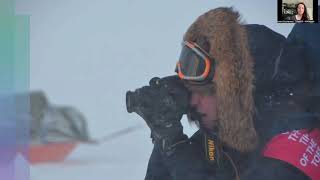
xmin=287 ymin=2 xmax=310 ymax=22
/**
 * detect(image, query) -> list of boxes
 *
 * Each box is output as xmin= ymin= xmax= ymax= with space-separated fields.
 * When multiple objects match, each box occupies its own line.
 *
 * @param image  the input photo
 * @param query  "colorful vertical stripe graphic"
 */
xmin=0 ymin=0 xmax=30 ymax=179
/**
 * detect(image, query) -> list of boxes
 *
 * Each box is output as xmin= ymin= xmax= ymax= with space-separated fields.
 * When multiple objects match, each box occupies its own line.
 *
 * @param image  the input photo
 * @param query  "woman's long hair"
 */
xmin=296 ymin=2 xmax=309 ymax=21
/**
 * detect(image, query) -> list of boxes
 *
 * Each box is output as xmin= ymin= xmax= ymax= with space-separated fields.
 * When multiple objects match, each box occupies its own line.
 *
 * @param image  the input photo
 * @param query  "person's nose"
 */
xmin=190 ymin=92 xmax=201 ymax=107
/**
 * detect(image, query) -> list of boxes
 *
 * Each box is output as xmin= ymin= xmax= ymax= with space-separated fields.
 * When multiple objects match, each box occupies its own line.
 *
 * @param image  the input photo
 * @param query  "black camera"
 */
xmin=126 ymin=75 xmax=190 ymax=115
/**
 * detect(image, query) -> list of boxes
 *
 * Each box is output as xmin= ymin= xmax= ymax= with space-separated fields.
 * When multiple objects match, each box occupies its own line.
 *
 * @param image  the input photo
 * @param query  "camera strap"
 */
xmin=203 ymin=131 xmax=222 ymax=168
xmin=203 ymin=131 xmax=241 ymax=179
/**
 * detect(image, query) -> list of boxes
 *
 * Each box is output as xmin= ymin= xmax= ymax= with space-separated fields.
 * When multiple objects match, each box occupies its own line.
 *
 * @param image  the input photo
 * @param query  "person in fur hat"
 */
xmin=132 ymin=7 xmax=320 ymax=180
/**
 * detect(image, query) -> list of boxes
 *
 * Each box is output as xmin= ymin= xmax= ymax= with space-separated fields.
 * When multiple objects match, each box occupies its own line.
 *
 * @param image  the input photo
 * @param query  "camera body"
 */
xmin=126 ymin=75 xmax=190 ymax=117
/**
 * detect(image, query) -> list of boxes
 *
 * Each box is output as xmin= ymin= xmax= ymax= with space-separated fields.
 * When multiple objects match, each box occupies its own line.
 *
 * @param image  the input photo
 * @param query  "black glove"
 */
xmin=134 ymin=76 xmax=189 ymax=155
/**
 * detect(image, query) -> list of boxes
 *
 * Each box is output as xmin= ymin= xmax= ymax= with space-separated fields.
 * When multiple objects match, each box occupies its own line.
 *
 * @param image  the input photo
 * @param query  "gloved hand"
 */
xmin=134 ymin=76 xmax=189 ymax=155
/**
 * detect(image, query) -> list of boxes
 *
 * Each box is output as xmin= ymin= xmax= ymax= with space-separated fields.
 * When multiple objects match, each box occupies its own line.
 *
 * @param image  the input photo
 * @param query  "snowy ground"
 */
xmin=30 ymin=125 xmax=152 ymax=180
xmin=30 ymin=120 xmax=197 ymax=180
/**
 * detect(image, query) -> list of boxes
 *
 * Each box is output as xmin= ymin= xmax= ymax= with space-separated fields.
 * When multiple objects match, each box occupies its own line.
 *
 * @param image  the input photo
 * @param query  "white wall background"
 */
xmin=15 ymin=1 xmax=298 ymax=179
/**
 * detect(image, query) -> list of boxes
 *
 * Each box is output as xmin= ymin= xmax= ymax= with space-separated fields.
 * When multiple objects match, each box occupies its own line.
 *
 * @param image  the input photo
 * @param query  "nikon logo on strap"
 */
xmin=207 ymin=139 xmax=215 ymax=160
xmin=204 ymin=131 xmax=221 ymax=167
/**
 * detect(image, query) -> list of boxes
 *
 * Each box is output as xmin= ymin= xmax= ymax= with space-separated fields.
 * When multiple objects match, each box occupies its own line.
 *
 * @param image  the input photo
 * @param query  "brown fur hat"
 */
xmin=184 ymin=7 xmax=258 ymax=152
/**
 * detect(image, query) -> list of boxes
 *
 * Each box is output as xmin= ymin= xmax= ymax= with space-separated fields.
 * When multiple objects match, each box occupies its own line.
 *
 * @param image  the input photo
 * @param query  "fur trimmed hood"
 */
xmin=183 ymin=8 xmax=258 ymax=152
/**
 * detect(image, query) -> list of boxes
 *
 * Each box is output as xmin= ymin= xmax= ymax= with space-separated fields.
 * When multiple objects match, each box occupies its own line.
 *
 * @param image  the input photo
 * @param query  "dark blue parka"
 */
xmin=145 ymin=115 xmax=317 ymax=180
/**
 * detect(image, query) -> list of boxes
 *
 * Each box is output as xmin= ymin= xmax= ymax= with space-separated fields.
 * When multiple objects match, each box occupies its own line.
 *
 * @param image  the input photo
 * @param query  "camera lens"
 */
xmin=126 ymin=91 xmax=134 ymax=113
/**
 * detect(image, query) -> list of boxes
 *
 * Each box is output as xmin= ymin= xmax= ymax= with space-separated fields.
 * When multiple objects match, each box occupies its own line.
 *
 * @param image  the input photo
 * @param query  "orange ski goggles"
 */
xmin=176 ymin=41 xmax=215 ymax=84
